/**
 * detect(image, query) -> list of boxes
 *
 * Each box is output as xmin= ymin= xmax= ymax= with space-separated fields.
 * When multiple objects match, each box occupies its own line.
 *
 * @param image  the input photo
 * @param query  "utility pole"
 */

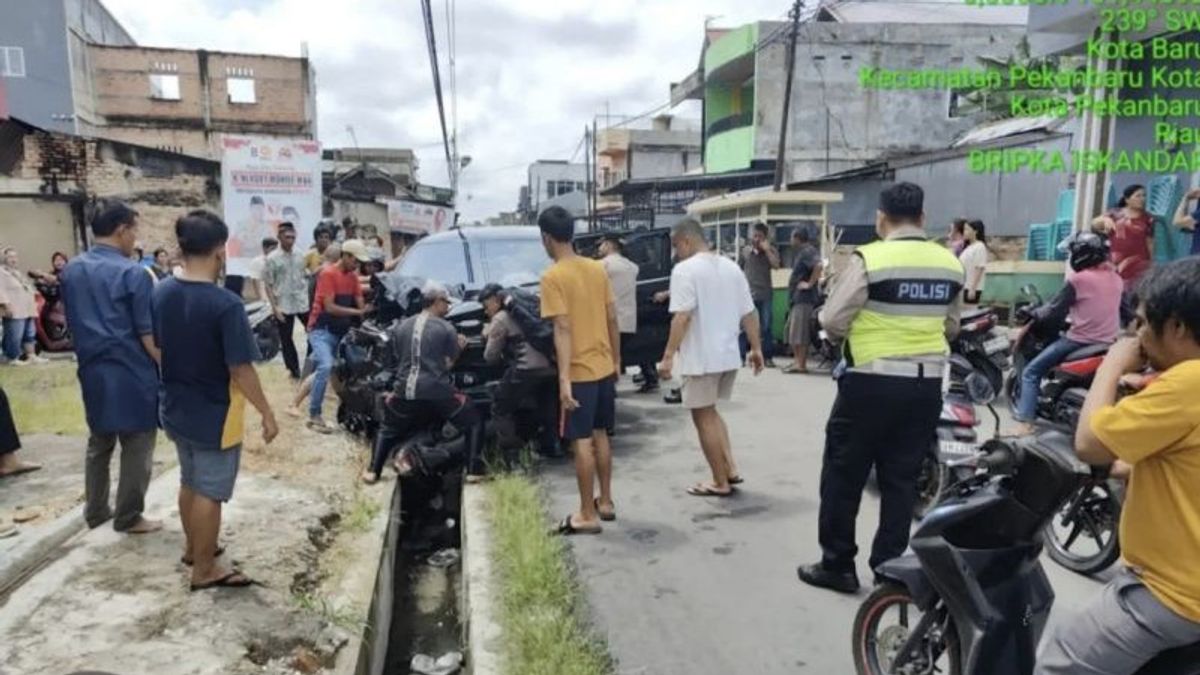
xmin=773 ymin=0 xmax=804 ymax=192
xmin=583 ymin=126 xmax=592 ymax=230
xmin=591 ymin=119 xmax=599 ymax=232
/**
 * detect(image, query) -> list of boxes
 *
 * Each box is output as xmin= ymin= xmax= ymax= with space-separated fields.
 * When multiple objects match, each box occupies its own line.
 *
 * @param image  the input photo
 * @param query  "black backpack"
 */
xmin=504 ymin=287 xmax=556 ymax=361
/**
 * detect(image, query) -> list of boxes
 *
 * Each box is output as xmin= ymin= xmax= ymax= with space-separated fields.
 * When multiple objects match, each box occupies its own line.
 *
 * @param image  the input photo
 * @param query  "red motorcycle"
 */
xmin=1004 ymin=284 xmax=1107 ymax=428
xmin=32 ymin=278 xmax=71 ymax=353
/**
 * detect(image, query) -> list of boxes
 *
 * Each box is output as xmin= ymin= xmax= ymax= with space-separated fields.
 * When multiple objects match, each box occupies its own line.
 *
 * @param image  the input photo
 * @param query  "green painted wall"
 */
xmin=705 ymin=24 xmax=758 ymax=73
xmin=706 ymin=126 xmax=755 ymax=173
xmin=707 ymin=85 xmax=734 ymax=123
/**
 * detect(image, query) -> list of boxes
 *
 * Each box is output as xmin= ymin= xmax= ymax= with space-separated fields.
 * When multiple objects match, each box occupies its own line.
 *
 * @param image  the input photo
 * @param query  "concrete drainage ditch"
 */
xmin=354 ymin=474 xmax=468 ymax=675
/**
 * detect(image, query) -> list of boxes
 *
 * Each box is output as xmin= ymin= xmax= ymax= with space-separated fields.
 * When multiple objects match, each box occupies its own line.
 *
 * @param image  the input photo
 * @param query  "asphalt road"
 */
xmin=542 ymin=367 xmax=1110 ymax=675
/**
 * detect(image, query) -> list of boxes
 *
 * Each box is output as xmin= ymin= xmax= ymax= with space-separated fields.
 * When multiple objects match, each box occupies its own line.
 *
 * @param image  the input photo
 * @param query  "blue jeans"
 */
xmin=308 ymin=329 xmax=341 ymax=419
xmin=740 ymin=297 xmax=774 ymax=360
xmin=2 ymin=317 xmax=35 ymax=360
xmin=1016 ymin=337 xmax=1084 ymax=422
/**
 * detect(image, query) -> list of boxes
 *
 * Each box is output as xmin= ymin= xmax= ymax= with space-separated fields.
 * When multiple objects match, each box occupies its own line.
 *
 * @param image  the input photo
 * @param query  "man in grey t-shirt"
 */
xmin=740 ymin=222 xmax=780 ymax=367
xmin=363 ymin=282 xmax=486 ymax=484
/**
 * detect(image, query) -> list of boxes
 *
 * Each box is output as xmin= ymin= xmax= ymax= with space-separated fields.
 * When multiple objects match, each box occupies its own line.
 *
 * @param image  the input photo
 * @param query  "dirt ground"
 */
xmin=0 ymin=364 xmax=394 ymax=675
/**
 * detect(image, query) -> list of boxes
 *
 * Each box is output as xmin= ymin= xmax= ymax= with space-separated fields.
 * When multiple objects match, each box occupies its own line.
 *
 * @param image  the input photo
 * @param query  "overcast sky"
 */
xmin=102 ymin=0 xmax=791 ymax=222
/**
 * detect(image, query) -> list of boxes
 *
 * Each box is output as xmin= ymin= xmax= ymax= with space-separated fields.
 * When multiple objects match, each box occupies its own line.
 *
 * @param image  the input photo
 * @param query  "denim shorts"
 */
xmin=175 ymin=436 xmax=241 ymax=502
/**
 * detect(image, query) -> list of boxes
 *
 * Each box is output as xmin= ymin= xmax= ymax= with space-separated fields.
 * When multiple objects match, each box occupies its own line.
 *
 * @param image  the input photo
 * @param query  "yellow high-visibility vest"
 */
xmin=845 ymin=237 xmax=964 ymax=366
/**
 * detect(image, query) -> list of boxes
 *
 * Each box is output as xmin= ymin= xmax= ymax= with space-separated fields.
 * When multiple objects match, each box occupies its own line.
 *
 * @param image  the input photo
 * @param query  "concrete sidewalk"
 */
xmin=542 ymin=371 xmax=1107 ymax=675
xmin=0 ymin=422 xmax=391 ymax=675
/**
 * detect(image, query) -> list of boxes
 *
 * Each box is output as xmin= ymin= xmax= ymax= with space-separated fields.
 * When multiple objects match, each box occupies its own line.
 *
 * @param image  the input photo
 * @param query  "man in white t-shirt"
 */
xmin=244 ymin=236 xmax=278 ymax=302
xmin=659 ymin=219 xmax=764 ymax=497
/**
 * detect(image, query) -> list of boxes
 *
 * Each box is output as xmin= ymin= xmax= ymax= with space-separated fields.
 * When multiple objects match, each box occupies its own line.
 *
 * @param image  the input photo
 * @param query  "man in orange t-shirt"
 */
xmin=538 ymin=206 xmax=620 ymax=536
xmin=1038 ymin=257 xmax=1200 ymax=674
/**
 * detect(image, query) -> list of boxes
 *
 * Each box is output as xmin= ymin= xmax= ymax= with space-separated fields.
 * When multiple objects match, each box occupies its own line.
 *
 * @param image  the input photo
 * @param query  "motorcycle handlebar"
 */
xmin=976 ymin=443 xmax=1022 ymax=473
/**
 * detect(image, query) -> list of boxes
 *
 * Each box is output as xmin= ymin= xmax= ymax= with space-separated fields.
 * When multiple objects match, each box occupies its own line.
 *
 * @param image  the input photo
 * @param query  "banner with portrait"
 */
xmin=221 ymin=135 xmax=322 ymax=276
xmin=385 ymin=198 xmax=455 ymax=236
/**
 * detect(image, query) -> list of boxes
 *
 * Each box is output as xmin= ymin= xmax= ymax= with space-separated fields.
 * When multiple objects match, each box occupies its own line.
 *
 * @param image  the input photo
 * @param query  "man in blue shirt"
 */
xmin=155 ymin=210 xmax=278 ymax=590
xmin=61 ymin=203 xmax=163 ymax=534
xmin=1172 ymin=186 xmax=1200 ymax=257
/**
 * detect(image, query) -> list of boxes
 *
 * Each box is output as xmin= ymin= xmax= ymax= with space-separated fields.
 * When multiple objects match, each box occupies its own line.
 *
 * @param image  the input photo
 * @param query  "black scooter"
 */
xmin=852 ymin=376 xmax=1200 ymax=675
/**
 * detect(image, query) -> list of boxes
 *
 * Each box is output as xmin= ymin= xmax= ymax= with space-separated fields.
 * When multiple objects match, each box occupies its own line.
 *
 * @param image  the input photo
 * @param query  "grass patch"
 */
xmin=293 ymin=591 xmax=367 ymax=632
xmin=490 ymin=474 xmax=613 ymax=675
xmin=0 ymin=361 xmax=88 ymax=436
xmin=340 ymin=492 xmax=383 ymax=533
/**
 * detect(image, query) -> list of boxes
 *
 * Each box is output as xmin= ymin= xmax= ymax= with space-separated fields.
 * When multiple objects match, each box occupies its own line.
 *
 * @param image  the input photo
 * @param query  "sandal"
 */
xmin=728 ymin=475 xmax=745 ymax=485
xmin=181 ymin=546 xmax=226 ymax=566
xmin=189 ymin=569 xmax=256 ymax=592
xmin=686 ymin=483 xmax=734 ymax=498
xmin=0 ymin=462 xmax=42 ymax=479
xmin=552 ymin=514 xmax=602 ymax=536
xmin=594 ymin=498 xmax=616 ymax=522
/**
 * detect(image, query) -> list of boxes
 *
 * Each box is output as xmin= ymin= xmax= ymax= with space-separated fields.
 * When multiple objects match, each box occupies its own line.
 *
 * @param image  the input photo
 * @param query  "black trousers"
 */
xmin=818 ymin=371 xmax=943 ymax=574
xmin=224 ymin=275 xmax=245 ymax=297
xmin=370 ymin=393 xmax=483 ymax=476
xmin=492 ymin=367 xmax=558 ymax=454
xmin=0 ymin=386 xmax=20 ymax=455
xmin=275 ymin=312 xmax=308 ymax=378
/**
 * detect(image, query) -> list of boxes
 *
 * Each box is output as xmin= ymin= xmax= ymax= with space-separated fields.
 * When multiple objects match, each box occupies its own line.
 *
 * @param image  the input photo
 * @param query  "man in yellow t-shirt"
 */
xmin=538 ymin=206 xmax=620 ymax=536
xmin=1037 ymin=257 xmax=1200 ymax=675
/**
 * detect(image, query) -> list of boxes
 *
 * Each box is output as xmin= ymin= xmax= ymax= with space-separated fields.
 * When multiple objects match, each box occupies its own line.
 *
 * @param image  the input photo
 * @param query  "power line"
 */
xmin=420 ymin=0 xmax=453 ymax=187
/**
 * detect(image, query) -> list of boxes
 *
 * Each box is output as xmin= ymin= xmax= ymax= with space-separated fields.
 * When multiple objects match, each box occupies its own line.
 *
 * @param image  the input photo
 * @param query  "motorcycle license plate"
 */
xmin=939 ymin=440 xmax=979 ymax=457
xmin=984 ymin=336 xmax=1010 ymax=354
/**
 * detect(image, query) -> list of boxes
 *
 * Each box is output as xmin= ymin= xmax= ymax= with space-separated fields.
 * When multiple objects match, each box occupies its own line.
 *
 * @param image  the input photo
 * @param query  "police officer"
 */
xmin=798 ymin=182 xmax=964 ymax=593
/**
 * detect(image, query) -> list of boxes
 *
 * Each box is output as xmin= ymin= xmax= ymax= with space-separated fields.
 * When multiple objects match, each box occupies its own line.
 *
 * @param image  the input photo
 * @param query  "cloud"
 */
xmin=101 ymin=0 xmax=788 ymax=221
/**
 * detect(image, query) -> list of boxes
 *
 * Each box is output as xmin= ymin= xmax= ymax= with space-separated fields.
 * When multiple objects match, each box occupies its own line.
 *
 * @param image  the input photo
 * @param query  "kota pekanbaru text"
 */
xmin=1011 ymin=94 xmax=1200 ymax=118
xmin=968 ymin=149 xmax=1200 ymax=174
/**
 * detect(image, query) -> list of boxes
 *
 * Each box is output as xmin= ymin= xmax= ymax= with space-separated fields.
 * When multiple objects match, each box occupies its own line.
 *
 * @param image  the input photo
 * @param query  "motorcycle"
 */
xmin=32 ymin=278 xmax=71 ymax=353
xmin=953 ymin=306 xmax=1009 ymax=396
xmin=912 ymin=355 xmax=987 ymax=519
xmin=244 ymin=301 xmax=281 ymax=363
xmin=1005 ymin=285 xmax=1108 ymax=428
xmin=853 ymin=380 xmax=1200 ymax=675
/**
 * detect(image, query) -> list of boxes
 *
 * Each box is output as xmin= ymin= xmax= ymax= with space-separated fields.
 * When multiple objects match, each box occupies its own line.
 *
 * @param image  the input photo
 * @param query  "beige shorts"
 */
xmin=681 ymin=370 xmax=738 ymax=409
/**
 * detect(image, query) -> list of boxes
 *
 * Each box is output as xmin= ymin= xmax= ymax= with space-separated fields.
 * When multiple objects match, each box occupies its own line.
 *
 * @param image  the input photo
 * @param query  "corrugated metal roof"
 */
xmin=819 ymin=0 xmax=1027 ymax=26
xmin=951 ymin=115 xmax=1065 ymax=148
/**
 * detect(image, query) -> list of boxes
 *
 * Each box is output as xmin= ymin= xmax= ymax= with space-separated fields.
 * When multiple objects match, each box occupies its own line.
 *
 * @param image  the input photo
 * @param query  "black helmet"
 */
xmin=1068 ymin=231 xmax=1110 ymax=272
xmin=479 ymin=283 xmax=504 ymax=303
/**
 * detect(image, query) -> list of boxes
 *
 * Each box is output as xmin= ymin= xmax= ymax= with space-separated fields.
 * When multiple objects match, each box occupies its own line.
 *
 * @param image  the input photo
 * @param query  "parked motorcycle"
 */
xmin=953 ymin=306 xmax=1009 ymax=396
xmin=244 ymin=301 xmax=281 ymax=363
xmin=853 ymin=388 xmax=1200 ymax=675
xmin=912 ymin=355 xmax=987 ymax=519
xmin=32 ymin=278 xmax=71 ymax=353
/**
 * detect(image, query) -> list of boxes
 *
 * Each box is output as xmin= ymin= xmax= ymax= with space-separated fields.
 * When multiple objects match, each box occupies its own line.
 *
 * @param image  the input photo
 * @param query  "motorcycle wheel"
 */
xmin=967 ymin=354 xmax=1004 ymax=401
xmin=1044 ymin=481 xmax=1122 ymax=577
xmin=912 ymin=447 xmax=947 ymax=521
xmin=853 ymin=584 xmax=961 ymax=675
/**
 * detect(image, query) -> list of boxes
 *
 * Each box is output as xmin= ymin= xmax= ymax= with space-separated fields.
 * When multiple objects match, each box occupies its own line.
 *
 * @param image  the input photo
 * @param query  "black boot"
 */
xmin=797 ymin=563 xmax=860 ymax=594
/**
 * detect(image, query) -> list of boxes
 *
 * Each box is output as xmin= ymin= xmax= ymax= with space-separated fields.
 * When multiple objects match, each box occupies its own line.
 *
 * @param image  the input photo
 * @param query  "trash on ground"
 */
xmin=410 ymin=650 xmax=463 ymax=675
xmin=427 ymin=548 xmax=460 ymax=568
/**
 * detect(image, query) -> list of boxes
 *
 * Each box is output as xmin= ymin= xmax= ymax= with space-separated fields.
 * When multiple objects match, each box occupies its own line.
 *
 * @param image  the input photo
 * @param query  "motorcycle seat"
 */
xmin=960 ymin=307 xmax=992 ymax=323
xmin=1063 ymin=343 xmax=1109 ymax=362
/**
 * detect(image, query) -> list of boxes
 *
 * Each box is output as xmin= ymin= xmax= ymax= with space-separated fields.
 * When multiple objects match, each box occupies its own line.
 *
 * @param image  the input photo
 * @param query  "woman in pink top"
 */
xmin=1014 ymin=233 xmax=1125 ymax=434
xmin=1093 ymin=184 xmax=1154 ymax=290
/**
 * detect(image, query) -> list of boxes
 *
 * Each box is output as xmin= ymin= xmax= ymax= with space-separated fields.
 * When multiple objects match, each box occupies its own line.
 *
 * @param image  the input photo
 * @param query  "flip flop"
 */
xmin=181 ymin=546 xmax=226 ymax=566
xmin=0 ymin=464 xmax=42 ymax=479
xmin=189 ymin=569 xmax=256 ymax=592
xmin=594 ymin=498 xmax=616 ymax=522
xmin=687 ymin=484 xmax=735 ymax=498
xmin=552 ymin=514 xmax=602 ymax=536
xmin=728 ymin=475 xmax=745 ymax=485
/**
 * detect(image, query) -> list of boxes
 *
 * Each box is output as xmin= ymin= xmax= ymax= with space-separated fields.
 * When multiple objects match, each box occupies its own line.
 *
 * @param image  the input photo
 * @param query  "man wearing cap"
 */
xmin=305 ymin=239 xmax=372 ymax=433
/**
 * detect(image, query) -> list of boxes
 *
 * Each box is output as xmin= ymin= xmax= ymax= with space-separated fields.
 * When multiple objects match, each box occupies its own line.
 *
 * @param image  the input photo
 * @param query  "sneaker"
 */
xmin=8 ymin=358 xmax=28 ymax=367
xmin=307 ymin=417 xmax=335 ymax=434
xmin=797 ymin=563 xmax=860 ymax=594
xmin=663 ymin=388 xmax=682 ymax=405
xmin=29 ymin=355 xmax=50 ymax=364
